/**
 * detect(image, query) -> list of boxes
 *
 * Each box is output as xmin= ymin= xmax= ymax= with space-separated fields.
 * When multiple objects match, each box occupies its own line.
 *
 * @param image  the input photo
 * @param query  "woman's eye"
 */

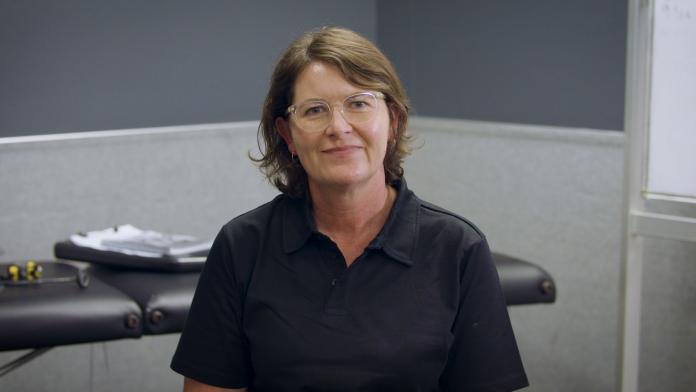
xmin=346 ymin=94 xmax=375 ymax=111
xmin=347 ymin=100 xmax=371 ymax=111
xmin=302 ymin=105 xmax=327 ymax=117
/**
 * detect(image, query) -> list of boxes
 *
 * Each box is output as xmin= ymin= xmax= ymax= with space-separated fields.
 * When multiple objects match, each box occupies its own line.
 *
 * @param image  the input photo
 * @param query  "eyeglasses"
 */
xmin=286 ymin=91 xmax=385 ymax=133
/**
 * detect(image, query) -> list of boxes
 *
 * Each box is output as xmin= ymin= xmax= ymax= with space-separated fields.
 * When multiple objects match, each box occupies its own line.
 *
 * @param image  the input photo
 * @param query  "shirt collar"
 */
xmin=281 ymin=179 xmax=419 ymax=267
xmin=281 ymin=195 xmax=315 ymax=254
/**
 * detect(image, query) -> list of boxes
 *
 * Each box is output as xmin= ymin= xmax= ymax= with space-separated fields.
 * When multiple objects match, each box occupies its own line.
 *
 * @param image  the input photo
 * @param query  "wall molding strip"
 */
xmin=0 ymin=121 xmax=260 ymax=145
xmin=1 ymin=117 xmax=624 ymax=147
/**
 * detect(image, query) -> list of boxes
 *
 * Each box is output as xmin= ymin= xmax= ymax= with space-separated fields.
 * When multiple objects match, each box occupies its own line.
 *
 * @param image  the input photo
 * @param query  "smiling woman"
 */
xmin=170 ymin=26 xmax=528 ymax=392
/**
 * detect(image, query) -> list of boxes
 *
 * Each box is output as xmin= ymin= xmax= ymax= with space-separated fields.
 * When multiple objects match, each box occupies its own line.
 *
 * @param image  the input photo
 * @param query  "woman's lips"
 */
xmin=322 ymin=145 xmax=362 ymax=154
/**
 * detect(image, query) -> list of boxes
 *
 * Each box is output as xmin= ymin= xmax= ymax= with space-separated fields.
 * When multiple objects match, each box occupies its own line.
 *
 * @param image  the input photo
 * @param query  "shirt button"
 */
xmin=331 ymin=278 xmax=339 ymax=286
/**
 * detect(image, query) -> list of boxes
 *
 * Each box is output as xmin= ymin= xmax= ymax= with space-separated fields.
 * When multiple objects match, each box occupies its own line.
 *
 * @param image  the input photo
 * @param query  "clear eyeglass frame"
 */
xmin=286 ymin=91 xmax=386 ymax=133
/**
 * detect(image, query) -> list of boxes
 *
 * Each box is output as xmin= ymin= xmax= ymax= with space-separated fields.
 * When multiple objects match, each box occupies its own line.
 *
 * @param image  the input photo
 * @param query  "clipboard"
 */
xmin=54 ymin=241 xmax=205 ymax=272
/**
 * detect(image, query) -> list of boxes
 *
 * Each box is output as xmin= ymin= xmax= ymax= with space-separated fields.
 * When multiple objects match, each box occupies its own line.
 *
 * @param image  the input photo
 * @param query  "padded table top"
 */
xmin=86 ymin=252 xmax=555 ymax=338
xmin=0 ymin=261 xmax=142 ymax=351
xmin=0 ymin=252 xmax=555 ymax=353
xmin=88 ymin=265 xmax=199 ymax=335
xmin=494 ymin=253 xmax=556 ymax=305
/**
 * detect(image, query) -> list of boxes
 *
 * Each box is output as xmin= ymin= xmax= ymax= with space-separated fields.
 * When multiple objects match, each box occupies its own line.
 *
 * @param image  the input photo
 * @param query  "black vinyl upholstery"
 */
xmin=0 ymin=261 xmax=142 ymax=351
xmin=87 ymin=252 xmax=555 ymax=339
xmin=492 ymin=253 xmax=556 ymax=305
xmin=0 ymin=253 xmax=554 ymax=353
xmin=87 ymin=265 xmax=199 ymax=335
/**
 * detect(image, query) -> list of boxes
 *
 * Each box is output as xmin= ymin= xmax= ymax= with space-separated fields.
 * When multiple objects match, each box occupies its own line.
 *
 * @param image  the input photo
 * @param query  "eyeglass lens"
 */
xmin=292 ymin=92 xmax=379 ymax=132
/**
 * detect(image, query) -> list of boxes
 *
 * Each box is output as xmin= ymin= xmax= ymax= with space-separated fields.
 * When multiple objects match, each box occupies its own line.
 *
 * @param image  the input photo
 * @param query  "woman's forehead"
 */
xmin=292 ymin=61 xmax=363 ymax=102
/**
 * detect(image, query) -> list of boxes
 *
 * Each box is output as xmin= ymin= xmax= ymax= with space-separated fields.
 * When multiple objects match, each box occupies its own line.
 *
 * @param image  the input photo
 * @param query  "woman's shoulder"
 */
xmin=415 ymin=197 xmax=486 ymax=246
xmin=218 ymin=193 xmax=291 ymax=242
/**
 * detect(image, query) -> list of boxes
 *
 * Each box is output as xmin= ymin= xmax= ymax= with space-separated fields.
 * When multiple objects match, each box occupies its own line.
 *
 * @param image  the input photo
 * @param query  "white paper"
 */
xmin=70 ymin=224 xmax=212 ymax=258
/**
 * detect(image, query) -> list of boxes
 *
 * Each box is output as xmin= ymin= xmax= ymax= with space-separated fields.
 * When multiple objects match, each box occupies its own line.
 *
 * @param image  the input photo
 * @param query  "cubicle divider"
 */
xmin=0 ymin=117 xmax=628 ymax=391
xmin=0 ymin=122 xmax=272 ymax=391
xmin=0 ymin=121 xmax=276 ymax=262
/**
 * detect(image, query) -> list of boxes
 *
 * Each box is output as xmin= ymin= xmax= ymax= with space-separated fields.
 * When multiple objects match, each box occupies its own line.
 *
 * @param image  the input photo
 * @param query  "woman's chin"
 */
xmin=310 ymin=169 xmax=385 ymax=190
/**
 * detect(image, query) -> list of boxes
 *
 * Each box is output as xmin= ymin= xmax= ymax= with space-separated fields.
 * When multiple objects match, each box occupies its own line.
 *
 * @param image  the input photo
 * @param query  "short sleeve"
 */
xmin=170 ymin=227 xmax=252 ymax=388
xmin=439 ymin=238 xmax=529 ymax=391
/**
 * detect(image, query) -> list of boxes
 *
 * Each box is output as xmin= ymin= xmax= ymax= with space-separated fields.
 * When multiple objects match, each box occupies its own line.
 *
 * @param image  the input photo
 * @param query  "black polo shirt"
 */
xmin=171 ymin=180 xmax=528 ymax=391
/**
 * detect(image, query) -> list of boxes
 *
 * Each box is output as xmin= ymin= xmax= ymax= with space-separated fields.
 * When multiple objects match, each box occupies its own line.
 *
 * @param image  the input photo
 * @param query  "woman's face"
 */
xmin=276 ymin=61 xmax=395 ymax=192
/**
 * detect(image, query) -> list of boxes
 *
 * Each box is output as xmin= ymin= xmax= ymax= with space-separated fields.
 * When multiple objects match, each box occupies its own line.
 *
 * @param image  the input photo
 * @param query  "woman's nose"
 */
xmin=324 ymin=105 xmax=352 ymax=135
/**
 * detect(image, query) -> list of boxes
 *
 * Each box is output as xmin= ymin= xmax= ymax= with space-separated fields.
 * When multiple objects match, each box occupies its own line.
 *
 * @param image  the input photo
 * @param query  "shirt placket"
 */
xmin=317 ymin=237 xmax=349 ymax=316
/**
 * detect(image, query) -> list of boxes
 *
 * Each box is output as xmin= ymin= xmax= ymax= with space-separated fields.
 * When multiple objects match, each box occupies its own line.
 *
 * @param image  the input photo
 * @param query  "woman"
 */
xmin=171 ymin=27 xmax=528 ymax=391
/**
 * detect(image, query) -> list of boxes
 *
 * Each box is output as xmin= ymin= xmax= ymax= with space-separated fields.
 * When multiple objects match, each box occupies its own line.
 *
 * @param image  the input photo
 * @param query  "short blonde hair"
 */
xmin=253 ymin=26 xmax=412 ymax=197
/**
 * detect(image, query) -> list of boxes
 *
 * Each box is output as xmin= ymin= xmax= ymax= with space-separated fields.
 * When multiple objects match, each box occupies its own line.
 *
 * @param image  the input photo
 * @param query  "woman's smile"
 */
xmin=321 ymin=145 xmax=363 ymax=155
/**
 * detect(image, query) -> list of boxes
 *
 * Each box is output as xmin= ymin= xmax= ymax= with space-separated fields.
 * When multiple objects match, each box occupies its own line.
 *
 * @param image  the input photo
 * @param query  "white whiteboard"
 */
xmin=647 ymin=0 xmax=696 ymax=199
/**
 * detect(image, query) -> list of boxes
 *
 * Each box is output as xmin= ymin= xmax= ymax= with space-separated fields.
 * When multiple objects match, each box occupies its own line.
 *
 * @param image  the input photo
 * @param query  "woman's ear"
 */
xmin=275 ymin=117 xmax=296 ymax=154
xmin=388 ymin=104 xmax=400 ymax=141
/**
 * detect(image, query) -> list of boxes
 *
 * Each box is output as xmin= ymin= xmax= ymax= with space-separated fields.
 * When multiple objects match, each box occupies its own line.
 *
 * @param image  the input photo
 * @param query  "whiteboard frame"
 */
xmin=620 ymin=1 xmax=696 ymax=391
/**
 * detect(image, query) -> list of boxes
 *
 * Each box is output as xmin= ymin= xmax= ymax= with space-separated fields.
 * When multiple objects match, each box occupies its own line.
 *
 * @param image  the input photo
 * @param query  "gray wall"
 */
xmin=377 ymin=0 xmax=627 ymax=130
xmin=407 ymin=119 xmax=625 ymax=392
xmin=1 ymin=0 xmax=627 ymax=137
xmin=0 ymin=0 xmax=376 ymax=137
xmin=637 ymin=202 xmax=696 ymax=392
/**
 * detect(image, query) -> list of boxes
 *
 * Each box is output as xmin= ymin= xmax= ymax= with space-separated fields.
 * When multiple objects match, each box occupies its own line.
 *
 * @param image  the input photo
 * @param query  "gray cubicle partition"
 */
xmin=1 ymin=118 xmax=693 ymax=392
xmin=0 ymin=122 xmax=273 ymax=391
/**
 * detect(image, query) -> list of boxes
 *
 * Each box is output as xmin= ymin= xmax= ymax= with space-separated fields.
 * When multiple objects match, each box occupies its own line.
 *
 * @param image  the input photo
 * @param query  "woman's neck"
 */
xmin=309 ymin=177 xmax=396 ymax=238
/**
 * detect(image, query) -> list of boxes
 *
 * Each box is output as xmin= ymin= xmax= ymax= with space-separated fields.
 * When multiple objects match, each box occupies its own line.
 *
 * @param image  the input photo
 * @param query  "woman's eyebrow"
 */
xmin=296 ymin=91 xmax=369 ymax=103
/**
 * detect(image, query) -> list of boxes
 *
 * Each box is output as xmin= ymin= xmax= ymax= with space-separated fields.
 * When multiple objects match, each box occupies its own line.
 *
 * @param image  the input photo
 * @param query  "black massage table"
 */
xmin=0 ymin=253 xmax=555 ymax=375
